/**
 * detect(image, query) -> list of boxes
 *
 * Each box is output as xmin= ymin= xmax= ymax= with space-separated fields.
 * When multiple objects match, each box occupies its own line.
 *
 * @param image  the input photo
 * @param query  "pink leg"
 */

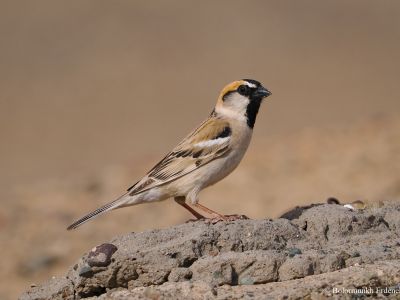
xmin=174 ymin=197 xmax=206 ymax=219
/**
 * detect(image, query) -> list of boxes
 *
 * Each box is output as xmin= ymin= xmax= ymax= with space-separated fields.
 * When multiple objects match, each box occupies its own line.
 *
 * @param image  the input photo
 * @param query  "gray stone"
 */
xmin=19 ymin=201 xmax=400 ymax=299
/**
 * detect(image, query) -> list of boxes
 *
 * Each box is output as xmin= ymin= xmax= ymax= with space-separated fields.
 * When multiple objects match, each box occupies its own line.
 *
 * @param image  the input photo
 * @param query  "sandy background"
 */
xmin=1 ymin=1 xmax=400 ymax=299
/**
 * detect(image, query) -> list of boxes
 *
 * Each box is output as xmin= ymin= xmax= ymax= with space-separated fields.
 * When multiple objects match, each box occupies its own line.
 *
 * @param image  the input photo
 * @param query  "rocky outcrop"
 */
xmin=21 ymin=201 xmax=400 ymax=299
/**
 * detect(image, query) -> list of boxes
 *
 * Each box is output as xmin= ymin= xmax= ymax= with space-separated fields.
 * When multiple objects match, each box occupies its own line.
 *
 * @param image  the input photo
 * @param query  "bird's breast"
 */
xmin=201 ymin=125 xmax=253 ymax=188
xmin=169 ymin=123 xmax=253 ymax=196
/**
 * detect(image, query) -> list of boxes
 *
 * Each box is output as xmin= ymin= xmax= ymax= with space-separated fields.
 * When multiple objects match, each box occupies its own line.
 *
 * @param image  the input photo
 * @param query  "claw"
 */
xmin=204 ymin=214 xmax=249 ymax=224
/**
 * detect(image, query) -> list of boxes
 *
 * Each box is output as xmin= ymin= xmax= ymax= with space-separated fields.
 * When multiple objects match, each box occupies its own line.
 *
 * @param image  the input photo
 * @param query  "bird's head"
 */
xmin=215 ymin=79 xmax=271 ymax=128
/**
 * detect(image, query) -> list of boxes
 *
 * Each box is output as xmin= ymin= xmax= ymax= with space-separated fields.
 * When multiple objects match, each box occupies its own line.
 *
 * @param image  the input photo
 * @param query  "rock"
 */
xmin=287 ymin=247 xmax=302 ymax=257
xmin=78 ymin=264 xmax=94 ymax=278
xmin=87 ymin=243 xmax=118 ymax=267
xmin=168 ymin=268 xmax=192 ymax=282
xmin=97 ymin=261 xmax=400 ymax=299
xmin=190 ymin=251 xmax=284 ymax=285
xmin=20 ymin=201 xmax=400 ymax=299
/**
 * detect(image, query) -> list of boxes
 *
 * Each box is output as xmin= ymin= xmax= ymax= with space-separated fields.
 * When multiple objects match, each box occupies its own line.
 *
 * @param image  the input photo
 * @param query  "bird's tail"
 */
xmin=67 ymin=193 xmax=129 ymax=230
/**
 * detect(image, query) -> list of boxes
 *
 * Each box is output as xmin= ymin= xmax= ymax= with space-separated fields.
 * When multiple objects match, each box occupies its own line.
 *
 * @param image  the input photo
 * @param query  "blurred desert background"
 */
xmin=1 ymin=1 xmax=400 ymax=299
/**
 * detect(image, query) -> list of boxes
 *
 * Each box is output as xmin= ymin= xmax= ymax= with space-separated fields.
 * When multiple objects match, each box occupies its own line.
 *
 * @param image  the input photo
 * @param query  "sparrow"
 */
xmin=67 ymin=79 xmax=271 ymax=230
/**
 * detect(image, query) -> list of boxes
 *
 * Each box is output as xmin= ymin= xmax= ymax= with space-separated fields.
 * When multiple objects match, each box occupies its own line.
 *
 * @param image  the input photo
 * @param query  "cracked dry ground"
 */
xmin=21 ymin=201 xmax=400 ymax=299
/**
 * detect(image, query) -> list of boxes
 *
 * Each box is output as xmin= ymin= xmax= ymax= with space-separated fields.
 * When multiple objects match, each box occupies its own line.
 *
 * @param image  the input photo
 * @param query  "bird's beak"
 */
xmin=254 ymin=86 xmax=272 ymax=98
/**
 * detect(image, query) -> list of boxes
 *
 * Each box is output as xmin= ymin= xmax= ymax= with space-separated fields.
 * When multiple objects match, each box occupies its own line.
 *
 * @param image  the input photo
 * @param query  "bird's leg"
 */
xmin=193 ymin=203 xmax=234 ymax=224
xmin=193 ymin=203 xmax=227 ymax=219
xmin=174 ymin=197 xmax=206 ymax=220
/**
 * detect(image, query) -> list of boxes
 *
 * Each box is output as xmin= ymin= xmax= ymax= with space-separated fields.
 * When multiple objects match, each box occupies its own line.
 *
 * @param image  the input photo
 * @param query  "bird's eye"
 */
xmin=237 ymin=85 xmax=250 ymax=96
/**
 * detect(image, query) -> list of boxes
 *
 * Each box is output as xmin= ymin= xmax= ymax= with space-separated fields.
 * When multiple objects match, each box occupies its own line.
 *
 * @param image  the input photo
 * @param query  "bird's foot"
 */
xmin=184 ymin=214 xmax=249 ymax=224
xmin=204 ymin=214 xmax=249 ymax=224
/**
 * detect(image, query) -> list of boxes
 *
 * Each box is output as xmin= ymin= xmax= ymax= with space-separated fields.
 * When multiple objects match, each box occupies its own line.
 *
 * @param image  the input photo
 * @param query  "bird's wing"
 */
xmin=127 ymin=117 xmax=232 ymax=196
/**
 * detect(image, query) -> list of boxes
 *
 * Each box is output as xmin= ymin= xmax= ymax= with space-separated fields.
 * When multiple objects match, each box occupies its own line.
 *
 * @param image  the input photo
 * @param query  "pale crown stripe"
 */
xmin=245 ymin=82 xmax=257 ymax=88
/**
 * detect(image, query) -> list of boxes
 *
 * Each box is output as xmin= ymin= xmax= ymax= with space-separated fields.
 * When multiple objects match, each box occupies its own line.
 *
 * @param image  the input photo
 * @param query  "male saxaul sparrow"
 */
xmin=68 ymin=79 xmax=271 ymax=230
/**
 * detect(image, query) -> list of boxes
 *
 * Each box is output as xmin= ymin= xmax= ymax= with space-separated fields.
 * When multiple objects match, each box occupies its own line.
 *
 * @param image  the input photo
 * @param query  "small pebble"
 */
xmin=78 ymin=264 xmax=93 ymax=277
xmin=87 ymin=243 xmax=118 ymax=267
xmin=287 ymin=248 xmax=302 ymax=257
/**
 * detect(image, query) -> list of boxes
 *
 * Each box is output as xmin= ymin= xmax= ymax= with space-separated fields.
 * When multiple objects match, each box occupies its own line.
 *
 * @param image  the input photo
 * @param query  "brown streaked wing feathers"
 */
xmin=128 ymin=117 xmax=231 ymax=196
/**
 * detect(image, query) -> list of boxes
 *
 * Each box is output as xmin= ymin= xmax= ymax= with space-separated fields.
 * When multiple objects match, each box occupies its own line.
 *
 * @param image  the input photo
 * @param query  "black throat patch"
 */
xmin=246 ymin=98 xmax=262 ymax=129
